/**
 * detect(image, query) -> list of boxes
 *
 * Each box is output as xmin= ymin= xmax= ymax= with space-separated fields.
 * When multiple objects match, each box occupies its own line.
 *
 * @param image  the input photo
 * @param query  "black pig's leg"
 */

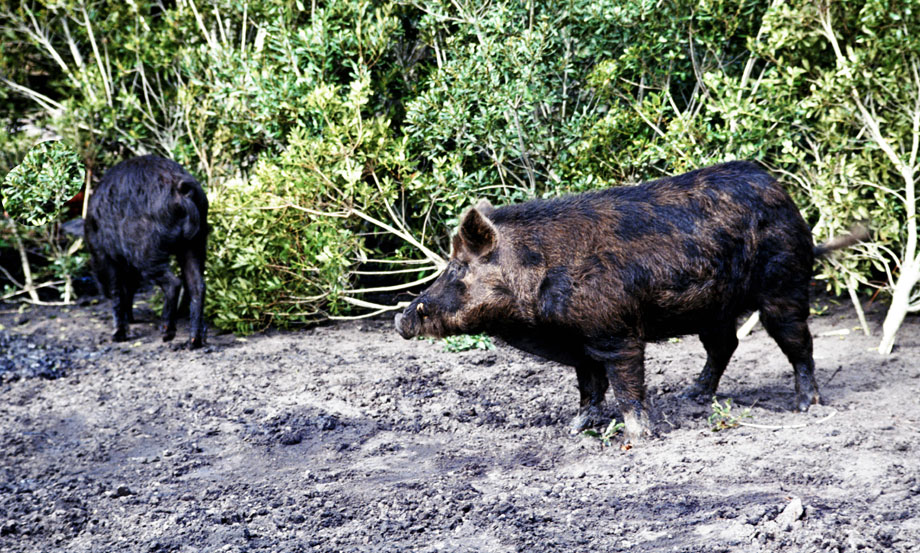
xmin=180 ymin=249 xmax=206 ymax=349
xmin=570 ymin=360 xmax=608 ymax=432
xmin=681 ymin=321 xmax=738 ymax=401
xmin=586 ymin=336 xmax=648 ymax=440
xmin=124 ymin=278 xmax=140 ymax=324
xmin=760 ymin=297 xmax=820 ymax=411
xmin=111 ymin=274 xmax=132 ymax=342
xmin=153 ymin=270 xmax=182 ymax=342
xmin=97 ymin=261 xmax=128 ymax=342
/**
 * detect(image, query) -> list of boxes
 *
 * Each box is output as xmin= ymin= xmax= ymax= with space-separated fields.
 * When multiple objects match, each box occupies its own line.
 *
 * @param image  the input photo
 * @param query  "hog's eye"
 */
xmin=446 ymin=261 xmax=467 ymax=279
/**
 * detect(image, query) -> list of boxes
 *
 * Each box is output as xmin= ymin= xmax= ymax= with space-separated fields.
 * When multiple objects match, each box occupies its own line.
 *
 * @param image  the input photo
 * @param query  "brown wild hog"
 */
xmin=395 ymin=161 xmax=865 ymax=440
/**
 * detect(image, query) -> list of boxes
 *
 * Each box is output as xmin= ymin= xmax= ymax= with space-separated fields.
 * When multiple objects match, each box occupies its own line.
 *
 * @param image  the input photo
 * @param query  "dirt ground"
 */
xmin=1 ymin=291 xmax=918 ymax=553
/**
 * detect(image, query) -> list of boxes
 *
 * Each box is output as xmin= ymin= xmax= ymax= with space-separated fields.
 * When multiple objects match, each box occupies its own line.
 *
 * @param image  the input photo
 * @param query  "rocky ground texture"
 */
xmin=1 ymin=294 xmax=919 ymax=552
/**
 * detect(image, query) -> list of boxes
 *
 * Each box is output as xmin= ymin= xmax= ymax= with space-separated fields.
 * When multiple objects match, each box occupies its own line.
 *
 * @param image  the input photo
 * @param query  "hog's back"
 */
xmin=492 ymin=161 xmax=814 ymax=340
xmin=86 ymin=156 xmax=206 ymax=270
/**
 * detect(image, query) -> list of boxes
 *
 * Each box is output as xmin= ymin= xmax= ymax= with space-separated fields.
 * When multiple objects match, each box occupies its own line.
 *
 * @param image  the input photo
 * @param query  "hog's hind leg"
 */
xmin=123 ymin=278 xmax=140 ymax=324
xmin=110 ymin=272 xmax=133 ymax=342
xmin=760 ymin=297 xmax=820 ymax=411
xmin=179 ymin=248 xmax=207 ymax=349
xmin=153 ymin=269 xmax=183 ymax=342
xmin=680 ymin=321 xmax=738 ymax=402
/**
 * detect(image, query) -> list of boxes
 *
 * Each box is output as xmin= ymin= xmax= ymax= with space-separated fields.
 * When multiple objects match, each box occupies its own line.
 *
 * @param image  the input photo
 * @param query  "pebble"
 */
xmin=775 ymin=497 xmax=804 ymax=532
xmin=0 ymin=521 xmax=17 ymax=536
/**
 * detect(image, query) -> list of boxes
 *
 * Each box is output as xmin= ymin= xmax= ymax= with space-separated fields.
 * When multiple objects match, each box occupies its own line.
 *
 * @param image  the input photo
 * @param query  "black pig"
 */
xmin=85 ymin=156 xmax=208 ymax=348
xmin=395 ymin=161 xmax=864 ymax=439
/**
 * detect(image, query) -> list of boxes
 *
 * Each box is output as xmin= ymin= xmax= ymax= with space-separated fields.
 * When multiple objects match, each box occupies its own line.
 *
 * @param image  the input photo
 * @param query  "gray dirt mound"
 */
xmin=247 ymin=407 xmax=341 ymax=446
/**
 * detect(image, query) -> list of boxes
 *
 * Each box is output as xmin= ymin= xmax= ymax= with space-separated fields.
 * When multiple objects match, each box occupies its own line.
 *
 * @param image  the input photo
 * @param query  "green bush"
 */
xmin=2 ymin=141 xmax=84 ymax=226
xmin=1 ymin=141 xmax=86 ymax=303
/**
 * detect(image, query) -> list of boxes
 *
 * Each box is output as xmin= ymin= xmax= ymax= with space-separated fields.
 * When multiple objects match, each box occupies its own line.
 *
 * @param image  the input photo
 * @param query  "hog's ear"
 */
xmin=458 ymin=206 xmax=497 ymax=256
xmin=474 ymin=198 xmax=494 ymax=217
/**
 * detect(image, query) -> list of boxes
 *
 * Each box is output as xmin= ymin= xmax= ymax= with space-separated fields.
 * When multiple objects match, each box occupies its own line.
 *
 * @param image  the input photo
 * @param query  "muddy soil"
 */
xmin=1 ymin=293 xmax=918 ymax=552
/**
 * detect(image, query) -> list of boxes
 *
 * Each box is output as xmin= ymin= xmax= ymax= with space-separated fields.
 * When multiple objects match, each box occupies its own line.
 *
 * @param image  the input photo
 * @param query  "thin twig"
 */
xmin=329 ymin=297 xmax=411 ymax=319
xmin=737 ymin=311 xmax=760 ymax=339
xmin=738 ymin=409 xmax=837 ymax=430
xmin=1 ymin=77 xmax=65 ymax=112
xmin=0 ymin=281 xmax=66 ymax=302
xmin=81 ymin=5 xmax=112 ymax=106
xmin=847 ymin=276 xmax=871 ymax=336
xmin=10 ymin=225 xmax=39 ymax=302
xmin=340 ymin=270 xmax=441 ymax=295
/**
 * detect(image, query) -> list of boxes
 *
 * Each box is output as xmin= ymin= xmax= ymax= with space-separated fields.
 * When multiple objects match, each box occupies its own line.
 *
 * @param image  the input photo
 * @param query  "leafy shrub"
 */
xmin=2 ymin=0 xmax=918 ymax=348
xmin=2 ymin=141 xmax=83 ymax=226
xmin=205 ymin=70 xmax=440 ymax=331
xmin=1 ymin=141 xmax=86 ymax=303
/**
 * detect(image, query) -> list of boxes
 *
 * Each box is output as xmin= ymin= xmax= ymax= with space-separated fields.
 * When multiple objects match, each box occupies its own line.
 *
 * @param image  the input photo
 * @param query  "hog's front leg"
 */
xmin=585 ymin=336 xmax=650 ymax=441
xmin=570 ymin=360 xmax=608 ymax=433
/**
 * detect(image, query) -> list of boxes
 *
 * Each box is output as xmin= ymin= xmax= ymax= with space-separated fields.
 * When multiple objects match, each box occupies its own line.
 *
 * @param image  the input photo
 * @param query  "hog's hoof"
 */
xmin=112 ymin=328 xmax=128 ymax=342
xmin=678 ymin=382 xmax=714 ymax=403
xmin=188 ymin=337 xmax=204 ymax=350
xmin=569 ymin=405 xmax=605 ymax=434
xmin=795 ymin=392 xmax=821 ymax=412
xmin=622 ymin=410 xmax=653 ymax=442
xmin=161 ymin=326 xmax=176 ymax=342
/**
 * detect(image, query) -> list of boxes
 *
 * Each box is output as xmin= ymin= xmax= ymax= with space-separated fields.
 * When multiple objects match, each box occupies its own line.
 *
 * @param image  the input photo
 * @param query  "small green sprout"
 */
xmin=429 ymin=333 xmax=495 ymax=352
xmin=582 ymin=418 xmax=626 ymax=446
xmin=708 ymin=397 xmax=752 ymax=431
xmin=809 ymin=302 xmax=829 ymax=316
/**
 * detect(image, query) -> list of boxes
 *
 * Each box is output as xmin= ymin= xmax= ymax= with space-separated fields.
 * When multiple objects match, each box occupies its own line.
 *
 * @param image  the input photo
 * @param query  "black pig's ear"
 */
xmin=176 ymin=179 xmax=197 ymax=196
xmin=458 ymin=206 xmax=497 ymax=256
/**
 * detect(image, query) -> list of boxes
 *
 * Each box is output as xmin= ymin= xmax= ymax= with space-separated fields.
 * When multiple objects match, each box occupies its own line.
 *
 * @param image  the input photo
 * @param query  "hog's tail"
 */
xmin=175 ymin=179 xmax=204 ymax=240
xmin=180 ymin=198 xmax=202 ymax=240
xmin=814 ymin=224 xmax=870 ymax=258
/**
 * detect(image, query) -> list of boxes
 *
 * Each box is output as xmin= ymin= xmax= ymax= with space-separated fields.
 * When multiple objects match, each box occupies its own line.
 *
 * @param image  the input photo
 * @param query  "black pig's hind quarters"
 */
xmin=85 ymin=155 xmax=208 ymax=349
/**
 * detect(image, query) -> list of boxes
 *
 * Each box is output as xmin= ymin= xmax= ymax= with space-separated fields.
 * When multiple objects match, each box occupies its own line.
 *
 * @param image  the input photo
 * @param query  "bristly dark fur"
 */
xmin=396 ymin=161 xmax=866 ymax=438
xmin=85 ymin=155 xmax=209 ymax=349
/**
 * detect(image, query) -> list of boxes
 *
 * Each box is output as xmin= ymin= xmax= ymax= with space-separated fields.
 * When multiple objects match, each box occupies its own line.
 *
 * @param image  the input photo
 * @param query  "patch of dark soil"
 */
xmin=0 ymin=329 xmax=78 ymax=382
xmin=1 ymin=293 xmax=919 ymax=552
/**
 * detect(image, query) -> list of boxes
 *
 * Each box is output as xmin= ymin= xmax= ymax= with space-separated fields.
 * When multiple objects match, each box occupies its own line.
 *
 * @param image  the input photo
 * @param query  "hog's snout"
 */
xmin=394 ymin=311 xmax=417 ymax=339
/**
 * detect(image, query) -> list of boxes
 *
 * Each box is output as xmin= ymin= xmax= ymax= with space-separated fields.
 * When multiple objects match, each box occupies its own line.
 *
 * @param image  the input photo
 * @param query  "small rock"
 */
xmin=279 ymin=428 xmax=304 ymax=445
xmin=775 ymin=497 xmax=804 ymax=531
xmin=0 ymin=521 xmax=17 ymax=536
xmin=317 ymin=414 xmax=338 ymax=431
xmin=113 ymin=485 xmax=133 ymax=498
xmin=846 ymin=530 xmax=868 ymax=550
xmin=761 ymin=520 xmax=779 ymax=538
